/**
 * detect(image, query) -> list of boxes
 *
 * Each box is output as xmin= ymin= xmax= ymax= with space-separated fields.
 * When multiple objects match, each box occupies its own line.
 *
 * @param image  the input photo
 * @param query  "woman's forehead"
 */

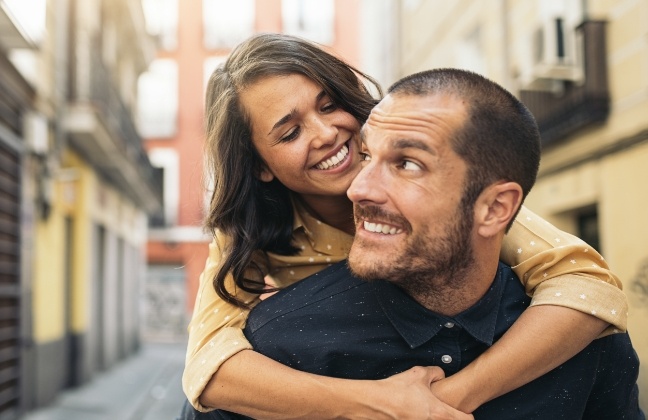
xmin=239 ymin=74 xmax=323 ymax=133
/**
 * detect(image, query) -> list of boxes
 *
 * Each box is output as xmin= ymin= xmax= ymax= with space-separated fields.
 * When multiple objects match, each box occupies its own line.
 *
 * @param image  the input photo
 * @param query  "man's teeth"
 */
xmin=363 ymin=221 xmax=403 ymax=235
xmin=315 ymin=145 xmax=349 ymax=170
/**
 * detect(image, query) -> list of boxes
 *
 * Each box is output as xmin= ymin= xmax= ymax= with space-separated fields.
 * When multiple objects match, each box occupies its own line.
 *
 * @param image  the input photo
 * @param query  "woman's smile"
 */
xmin=314 ymin=141 xmax=350 ymax=170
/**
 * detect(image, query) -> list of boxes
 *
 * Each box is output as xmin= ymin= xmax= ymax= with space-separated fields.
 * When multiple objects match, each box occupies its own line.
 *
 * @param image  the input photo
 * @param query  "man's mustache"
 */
xmin=353 ymin=205 xmax=412 ymax=233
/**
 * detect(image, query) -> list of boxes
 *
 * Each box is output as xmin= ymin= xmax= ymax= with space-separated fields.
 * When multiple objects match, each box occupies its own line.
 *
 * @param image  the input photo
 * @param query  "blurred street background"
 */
xmin=0 ymin=0 xmax=646 ymax=418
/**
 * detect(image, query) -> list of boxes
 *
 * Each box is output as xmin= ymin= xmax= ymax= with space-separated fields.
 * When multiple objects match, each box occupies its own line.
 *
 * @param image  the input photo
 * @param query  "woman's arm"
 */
xmin=203 ymin=350 xmax=472 ymax=420
xmin=183 ymin=238 xmax=259 ymax=411
xmin=429 ymin=206 xmax=628 ymax=412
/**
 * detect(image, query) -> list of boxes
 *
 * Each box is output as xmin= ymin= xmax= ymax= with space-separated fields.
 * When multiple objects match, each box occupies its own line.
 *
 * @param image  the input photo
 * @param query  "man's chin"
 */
xmin=348 ymin=251 xmax=388 ymax=281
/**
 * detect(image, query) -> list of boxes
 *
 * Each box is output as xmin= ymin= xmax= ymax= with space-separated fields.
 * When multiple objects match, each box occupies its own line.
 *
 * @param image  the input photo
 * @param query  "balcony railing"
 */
xmin=66 ymin=35 xmax=162 ymax=213
xmin=90 ymin=45 xmax=162 ymax=199
xmin=519 ymin=20 xmax=610 ymax=147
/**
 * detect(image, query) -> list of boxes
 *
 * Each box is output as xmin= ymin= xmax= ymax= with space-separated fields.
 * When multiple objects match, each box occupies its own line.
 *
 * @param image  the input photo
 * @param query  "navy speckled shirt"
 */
xmin=187 ymin=261 xmax=643 ymax=420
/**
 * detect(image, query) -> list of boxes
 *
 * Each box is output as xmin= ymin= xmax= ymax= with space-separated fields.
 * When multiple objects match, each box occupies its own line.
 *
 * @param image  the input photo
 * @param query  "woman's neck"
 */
xmin=298 ymin=194 xmax=355 ymax=235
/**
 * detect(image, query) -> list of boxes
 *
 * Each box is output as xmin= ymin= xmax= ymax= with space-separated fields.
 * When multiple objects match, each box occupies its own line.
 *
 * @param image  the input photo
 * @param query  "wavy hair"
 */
xmin=204 ymin=33 xmax=381 ymax=307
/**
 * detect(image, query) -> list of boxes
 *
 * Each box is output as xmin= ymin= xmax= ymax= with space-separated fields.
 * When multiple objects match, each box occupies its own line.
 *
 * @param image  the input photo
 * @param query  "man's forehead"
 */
xmin=371 ymin=92 xmax=464 ymax=118
xmin=361 ymin=93 xmax=465 ymax=144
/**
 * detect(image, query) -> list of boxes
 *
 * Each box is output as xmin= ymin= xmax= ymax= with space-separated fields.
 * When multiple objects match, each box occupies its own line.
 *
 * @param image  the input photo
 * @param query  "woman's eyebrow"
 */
xmin=268 ymin=90 xmax=327 ymax=135
xmin=268 ymin=109 xmax=296 ymax=135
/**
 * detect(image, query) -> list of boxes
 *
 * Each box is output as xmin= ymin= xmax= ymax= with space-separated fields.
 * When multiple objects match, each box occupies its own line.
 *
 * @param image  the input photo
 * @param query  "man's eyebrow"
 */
xmin=392 ymin=139 xmax=433 ymax=153
xmin=268 ymin=90 xmax=327 ymax=135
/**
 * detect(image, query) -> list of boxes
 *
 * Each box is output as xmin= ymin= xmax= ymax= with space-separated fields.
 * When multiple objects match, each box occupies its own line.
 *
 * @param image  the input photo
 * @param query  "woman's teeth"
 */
xmin=363 ymin=221 xmax=403 ymax=235
xmin=315 ymin=145 xmax=349 ymax=170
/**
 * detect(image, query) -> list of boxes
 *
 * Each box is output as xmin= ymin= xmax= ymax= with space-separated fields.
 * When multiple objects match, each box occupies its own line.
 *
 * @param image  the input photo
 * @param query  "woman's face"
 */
xmin=240 ymin=74 xmax=362 ymax=199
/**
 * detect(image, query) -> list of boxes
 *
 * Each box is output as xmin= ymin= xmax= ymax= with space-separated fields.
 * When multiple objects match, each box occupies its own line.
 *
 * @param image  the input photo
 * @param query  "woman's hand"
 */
xmin=362 ymin=366 xmax=474 ymax=420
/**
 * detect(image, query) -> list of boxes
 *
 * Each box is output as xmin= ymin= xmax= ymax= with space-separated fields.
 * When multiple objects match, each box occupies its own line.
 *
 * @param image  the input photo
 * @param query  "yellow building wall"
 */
xmin=32 ymin=149 xmax=149 ymax=342
xmin=32 ymin=193 xmax=67 ymax=343
xmin=529 ymin=3 xmax=648 ymax=407
xmin=64 ymin=150 xmax=149 ymax=334
xmin=62 ymin=151 xmax=93 ymax=334
xmin=525 ymin=142 xmax=648 ymax=409
xmin=600 ymin=144 xmax=648 ymax=409
xmin=32 ymin=150 xmax=91 ymax=342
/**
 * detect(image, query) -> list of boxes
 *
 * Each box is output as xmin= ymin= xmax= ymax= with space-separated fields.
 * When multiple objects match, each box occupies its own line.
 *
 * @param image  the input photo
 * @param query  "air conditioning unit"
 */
xmin=24 ymin=111 xmax=49 ymax=155
xmin=519 ymin=17 xmax=584 ymax=91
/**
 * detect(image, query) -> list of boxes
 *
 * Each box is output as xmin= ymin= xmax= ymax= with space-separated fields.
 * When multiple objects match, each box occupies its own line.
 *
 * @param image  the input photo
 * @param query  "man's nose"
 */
xmin=347 ymin=162 xmax=385 ymax=204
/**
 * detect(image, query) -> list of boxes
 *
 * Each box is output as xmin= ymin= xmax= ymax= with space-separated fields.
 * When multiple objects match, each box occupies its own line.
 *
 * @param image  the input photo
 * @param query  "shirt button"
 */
xmin=444 ymin=322 xmax=455 ymax=328
xmin=441 ymin=355 xmax=452 ymax=364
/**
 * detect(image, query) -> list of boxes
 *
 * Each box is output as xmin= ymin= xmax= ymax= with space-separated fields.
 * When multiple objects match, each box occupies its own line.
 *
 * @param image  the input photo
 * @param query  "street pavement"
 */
xmin=21 ymin=342 xmax=188 ymax=420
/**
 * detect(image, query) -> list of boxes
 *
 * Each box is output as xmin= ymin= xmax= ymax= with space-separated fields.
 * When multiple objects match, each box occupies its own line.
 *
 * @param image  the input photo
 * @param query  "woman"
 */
xmin=183 ymin=33 xmax=627 ymax=419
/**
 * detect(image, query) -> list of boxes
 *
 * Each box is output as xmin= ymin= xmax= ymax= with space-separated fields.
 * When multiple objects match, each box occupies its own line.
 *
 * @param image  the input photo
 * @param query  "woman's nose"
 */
xmin=310 ymin=116 xmax=338 ymax=149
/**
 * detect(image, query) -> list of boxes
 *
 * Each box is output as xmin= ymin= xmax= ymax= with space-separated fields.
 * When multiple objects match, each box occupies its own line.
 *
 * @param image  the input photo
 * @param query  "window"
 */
xmin=282 ymin=0 xmax=334 ymax=45
xmin=142 ymin=0 xmax=178 ymax=51
xmin=137 ymin=59 xmax=178 ymax=138
xmin=203 ymin=0 xmax=255 ymax=49
xmin=147 ymin=148 xmax=179 ymax=227
xmin=576 ymin=205 xmax=600 ymax=254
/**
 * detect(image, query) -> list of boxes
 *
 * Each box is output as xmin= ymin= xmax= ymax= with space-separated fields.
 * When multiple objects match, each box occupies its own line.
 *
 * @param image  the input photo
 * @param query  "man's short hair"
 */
xmin=388 ymin=69 xmax=541 ymax=226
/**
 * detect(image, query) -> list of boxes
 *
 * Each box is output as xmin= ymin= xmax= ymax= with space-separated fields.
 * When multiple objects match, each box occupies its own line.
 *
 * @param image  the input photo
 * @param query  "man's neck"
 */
xmin=404 ymin=254 xmax=501 ymax=317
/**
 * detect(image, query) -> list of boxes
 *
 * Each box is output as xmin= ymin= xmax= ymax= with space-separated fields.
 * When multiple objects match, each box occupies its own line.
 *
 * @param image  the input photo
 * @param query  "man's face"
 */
xmin=347 ymin=92 xmax=475 ymax=289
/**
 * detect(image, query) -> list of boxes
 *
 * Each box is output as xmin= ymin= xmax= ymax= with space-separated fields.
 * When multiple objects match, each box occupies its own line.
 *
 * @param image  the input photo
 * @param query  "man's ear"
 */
xmin=475 ymin=182 xmax=523 ymax=238
xmin=258 ymin=165 xmax=274 ymax=183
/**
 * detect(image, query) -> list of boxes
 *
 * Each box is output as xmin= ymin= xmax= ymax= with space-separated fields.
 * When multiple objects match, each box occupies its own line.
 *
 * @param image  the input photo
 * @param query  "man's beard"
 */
xmin=349 ymin=194 xmax=475 ymax=299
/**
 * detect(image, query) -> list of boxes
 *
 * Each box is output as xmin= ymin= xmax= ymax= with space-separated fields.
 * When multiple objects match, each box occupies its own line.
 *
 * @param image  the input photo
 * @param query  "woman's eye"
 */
xmin=321 ymin=102 xmax=337 ymax=113
xmin=401 ymin=160 xmax=421 ymax=171
xmin=280 ymin=127 xmax=300 ymax=142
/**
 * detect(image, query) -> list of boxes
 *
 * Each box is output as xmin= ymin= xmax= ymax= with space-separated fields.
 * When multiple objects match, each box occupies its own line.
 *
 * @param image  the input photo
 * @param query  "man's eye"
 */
xmin=359 ymin=152 xmax=371 ymax=162
xmin=401 ymin=160 xmax=421 ymax=171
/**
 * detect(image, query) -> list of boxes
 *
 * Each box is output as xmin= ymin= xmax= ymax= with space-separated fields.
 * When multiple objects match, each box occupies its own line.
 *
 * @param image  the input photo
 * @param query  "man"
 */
xmin=219 ymin=69 xmax=643 ymax=418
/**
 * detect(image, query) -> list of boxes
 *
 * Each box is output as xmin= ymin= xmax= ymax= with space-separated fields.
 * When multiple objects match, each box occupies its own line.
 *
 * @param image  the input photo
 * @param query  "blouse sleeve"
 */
xmin=182 ymin=236 xmax=261 ymax=412
xmin=501 ymin=206 xmax=627 ymax=336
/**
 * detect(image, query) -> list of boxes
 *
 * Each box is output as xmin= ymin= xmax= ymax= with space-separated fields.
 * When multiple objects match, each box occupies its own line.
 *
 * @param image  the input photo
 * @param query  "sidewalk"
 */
xmin=21 ymin=342 xmax=187 ymax=420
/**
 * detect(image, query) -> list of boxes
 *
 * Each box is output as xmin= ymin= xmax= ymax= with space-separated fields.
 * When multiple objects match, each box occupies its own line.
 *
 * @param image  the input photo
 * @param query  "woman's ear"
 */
xmin=475 ymin=182 xmax=523 ymax=238
xmin=258 ymin=165 xmax=274 ymax=183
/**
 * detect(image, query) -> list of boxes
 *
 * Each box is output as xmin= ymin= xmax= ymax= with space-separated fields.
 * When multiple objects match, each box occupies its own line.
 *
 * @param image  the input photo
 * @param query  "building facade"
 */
xmin=0 ymin=3 xmax=35 ymax=415
xmin=390 ymin=0 xmax=647 ymax=410
xmin=0 ymin=0 xmax=162 ymax=415
xmin=141 ymin=0 xmax=364 ymax=340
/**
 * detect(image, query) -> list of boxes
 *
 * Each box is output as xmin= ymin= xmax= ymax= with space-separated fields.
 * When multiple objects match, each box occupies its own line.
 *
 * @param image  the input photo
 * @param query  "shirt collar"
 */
xmin=372 ymin=263 xmax=508 ymax=348
xmin=290 ymin=194 xmax=353 ymax=256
